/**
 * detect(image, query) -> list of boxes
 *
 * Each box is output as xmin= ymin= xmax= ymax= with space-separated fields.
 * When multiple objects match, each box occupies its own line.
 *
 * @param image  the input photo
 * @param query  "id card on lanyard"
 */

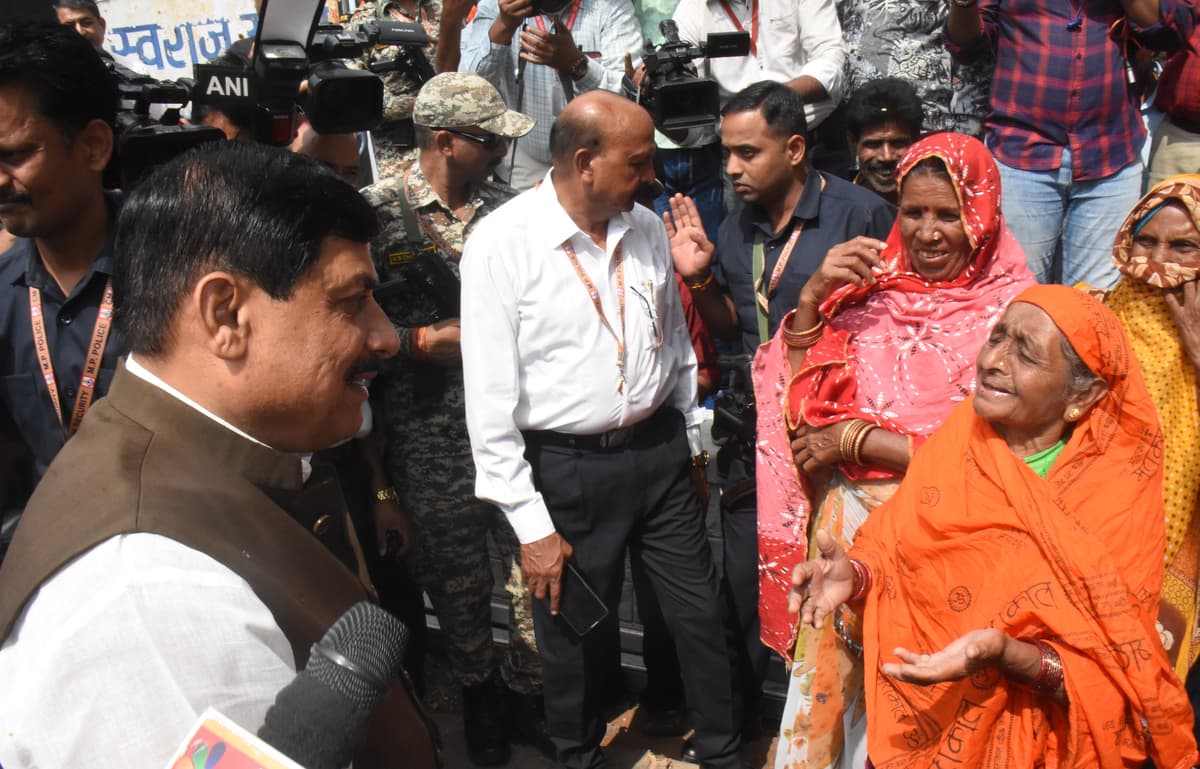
xmin=28 ymin=277 xmax=115 ymax=438
xmin=751 ymin=176 xmax=824 ymax=343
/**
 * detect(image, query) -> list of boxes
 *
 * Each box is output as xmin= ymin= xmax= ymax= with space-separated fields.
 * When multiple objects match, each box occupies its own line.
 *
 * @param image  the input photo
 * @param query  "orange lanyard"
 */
xmin=29 ymin=277 xmax=114 ymax=437
xmin=562 ymin=240 xmax=626 ymax=393
xmin=718 ymin=0 xmax=758 ymax=57
xmin=533 ymin=0 xmax=582 ymax=32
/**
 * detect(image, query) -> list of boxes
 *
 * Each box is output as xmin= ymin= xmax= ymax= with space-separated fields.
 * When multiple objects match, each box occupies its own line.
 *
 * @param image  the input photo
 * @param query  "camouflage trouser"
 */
xmin=396 ymin=452 xmax=542 ymax=694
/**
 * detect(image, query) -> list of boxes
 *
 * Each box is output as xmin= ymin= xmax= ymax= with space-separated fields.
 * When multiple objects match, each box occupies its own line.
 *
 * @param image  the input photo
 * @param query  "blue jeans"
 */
xmin=653 ymin=143 xmax=725 ymax=245
xmin=998 ymin=149 xmax=1143 ymax=289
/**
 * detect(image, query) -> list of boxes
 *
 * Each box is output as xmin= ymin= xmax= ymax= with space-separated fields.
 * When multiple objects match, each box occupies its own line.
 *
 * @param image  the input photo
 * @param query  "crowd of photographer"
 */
xmin=3 ymin=0 xmax=1200 ymax=767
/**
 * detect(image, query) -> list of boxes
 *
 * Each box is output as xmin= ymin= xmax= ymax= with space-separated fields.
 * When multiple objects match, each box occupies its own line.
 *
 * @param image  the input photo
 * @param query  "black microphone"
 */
xmin=257 ymin=601 xmax=410 ymax=769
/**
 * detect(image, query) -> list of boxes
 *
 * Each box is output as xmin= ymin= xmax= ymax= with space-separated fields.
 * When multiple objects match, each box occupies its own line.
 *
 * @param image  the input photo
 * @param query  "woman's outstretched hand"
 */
xmin=882 ymin=628 xmax=1008 ymax=685
xmin=788 ymin=529 xmax=856 ymax=628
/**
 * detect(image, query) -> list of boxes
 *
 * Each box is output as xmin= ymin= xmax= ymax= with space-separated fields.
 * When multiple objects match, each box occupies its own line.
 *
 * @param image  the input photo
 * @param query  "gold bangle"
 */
xmin=852 ymin=423 xmax=876 ymax=466
xmin=686 ymin=272 xmax=714 ymax=291
xmin=782 ymin=315 xmax=825 ymax=349
xmin=839 ymin=419 xmax=863 ymax=463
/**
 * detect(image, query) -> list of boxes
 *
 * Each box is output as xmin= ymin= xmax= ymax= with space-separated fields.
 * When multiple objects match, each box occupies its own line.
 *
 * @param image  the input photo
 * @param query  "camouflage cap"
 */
xmin=413 ymin=73 xmax=535 ymax=138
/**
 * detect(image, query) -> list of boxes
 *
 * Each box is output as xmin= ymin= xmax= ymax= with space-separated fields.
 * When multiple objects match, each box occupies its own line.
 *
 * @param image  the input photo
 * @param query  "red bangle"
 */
xmin=848 ymin=557 xmax=873 ymax=601
xmin=1022 ymin=639 xmax=1064 ymax=696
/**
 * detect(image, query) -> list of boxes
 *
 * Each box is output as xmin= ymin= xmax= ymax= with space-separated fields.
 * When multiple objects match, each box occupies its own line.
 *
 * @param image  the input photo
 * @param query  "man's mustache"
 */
xmin=0 ymin=193 xmax=31 ymax=206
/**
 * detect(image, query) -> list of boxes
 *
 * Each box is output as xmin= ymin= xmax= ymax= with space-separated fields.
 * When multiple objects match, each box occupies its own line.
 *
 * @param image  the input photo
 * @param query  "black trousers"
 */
xmin=524 ymin=411 xmax=741 ymax=769
xmin=717 ymin=445 xmax=770 ymax=712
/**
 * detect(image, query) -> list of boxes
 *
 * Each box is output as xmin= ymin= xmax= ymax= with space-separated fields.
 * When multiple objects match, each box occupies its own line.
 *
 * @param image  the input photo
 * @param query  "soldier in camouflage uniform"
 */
xmin=361 ymin=72 xmax=541 ymax=767
xmin=346 ymin=0 xmax=443 ymax=181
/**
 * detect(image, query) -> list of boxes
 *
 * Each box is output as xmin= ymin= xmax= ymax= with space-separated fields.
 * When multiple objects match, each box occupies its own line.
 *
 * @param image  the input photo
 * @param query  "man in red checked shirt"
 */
xmin=1148 ymin=24 xmax=1200 ymax=187
xmin=946 ymin=0 xmax=1196 ymax=289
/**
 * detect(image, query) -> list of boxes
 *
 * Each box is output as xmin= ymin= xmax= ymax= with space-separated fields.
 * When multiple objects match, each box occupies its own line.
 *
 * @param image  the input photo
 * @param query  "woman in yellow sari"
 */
xmin=1104 ymin=174 xmax=1200 ymax=691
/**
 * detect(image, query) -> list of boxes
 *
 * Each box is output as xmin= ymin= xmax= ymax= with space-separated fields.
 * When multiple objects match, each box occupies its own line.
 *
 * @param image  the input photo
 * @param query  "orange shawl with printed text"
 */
xmin=851 ymin=285 xmax=1197 ymax=769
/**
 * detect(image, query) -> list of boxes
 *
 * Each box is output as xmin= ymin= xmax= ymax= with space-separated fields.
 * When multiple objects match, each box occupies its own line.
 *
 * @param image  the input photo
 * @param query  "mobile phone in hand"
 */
xmin=557 ymin=560 xmax=608 ymax=637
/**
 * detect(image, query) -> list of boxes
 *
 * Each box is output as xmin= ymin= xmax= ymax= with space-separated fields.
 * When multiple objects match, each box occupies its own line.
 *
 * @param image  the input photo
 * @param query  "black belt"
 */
xmin=524 ymin=407 xmax=677 ymax=451
xmin=1169 ymin=115 xmax=1200 ymax=135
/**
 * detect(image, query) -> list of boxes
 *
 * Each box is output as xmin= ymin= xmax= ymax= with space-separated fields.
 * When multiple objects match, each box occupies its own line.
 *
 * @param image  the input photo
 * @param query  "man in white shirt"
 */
xmin=461 ymin=90 xmax=742 ymax=769
xmin=0 ymin=142 xmax=427 ymax=769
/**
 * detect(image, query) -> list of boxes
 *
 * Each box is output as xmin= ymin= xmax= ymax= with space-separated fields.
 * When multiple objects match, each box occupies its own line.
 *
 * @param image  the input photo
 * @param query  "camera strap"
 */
xmin=718 ymin=0 xmax=758 ymax=57
xmin=752 ymin=175 xmax=824 ymax=343
xmin=531 ymin=0 xmax=582 ymax=33
xmin=28 ymin=277 xmax=114 ymax=438
xmin=561 ymin=240 xmax=627 ymax=393
xmin=532 ymin=0 xmax=584 ymax=101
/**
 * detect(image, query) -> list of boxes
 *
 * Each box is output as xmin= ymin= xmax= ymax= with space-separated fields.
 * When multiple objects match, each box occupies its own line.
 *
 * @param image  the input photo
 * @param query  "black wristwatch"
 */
xmin=569 ymin=55 xmax=589 ymax=80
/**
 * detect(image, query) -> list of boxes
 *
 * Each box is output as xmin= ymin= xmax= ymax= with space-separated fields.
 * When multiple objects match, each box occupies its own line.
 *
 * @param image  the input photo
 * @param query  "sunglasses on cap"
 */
xmin=439 ymin=128 xmax=505 ymax=149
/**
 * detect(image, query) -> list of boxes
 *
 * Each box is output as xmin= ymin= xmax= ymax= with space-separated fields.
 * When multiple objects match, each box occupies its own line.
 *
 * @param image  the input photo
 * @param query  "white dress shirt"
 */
xmin=670 ymin=0 xmax=845 ymax=139
xmin=459 ymin=0 xmax=645 ymax=165
xmin=0 ymin=358 xmax=298 ymax=769
xmin=461 ymin=174 xmax=703 ymax=544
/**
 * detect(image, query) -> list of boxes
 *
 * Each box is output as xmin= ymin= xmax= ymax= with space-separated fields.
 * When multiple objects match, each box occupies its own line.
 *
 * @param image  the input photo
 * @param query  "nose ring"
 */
xmin=995 ymin=358 xmax=1005 ymax=371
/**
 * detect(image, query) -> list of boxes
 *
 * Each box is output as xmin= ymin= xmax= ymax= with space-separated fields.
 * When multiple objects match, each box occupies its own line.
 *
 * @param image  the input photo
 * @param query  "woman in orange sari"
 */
xmin=791 ymin=284 xmax=1198 ymax=768
xmin=755 ymin=132 xmax=1034 ymax=768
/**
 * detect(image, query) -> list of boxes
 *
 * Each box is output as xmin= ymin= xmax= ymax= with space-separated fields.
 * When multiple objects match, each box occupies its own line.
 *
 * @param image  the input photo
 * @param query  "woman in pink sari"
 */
xmin=753 ymin=132 xmax=1035 ymax=769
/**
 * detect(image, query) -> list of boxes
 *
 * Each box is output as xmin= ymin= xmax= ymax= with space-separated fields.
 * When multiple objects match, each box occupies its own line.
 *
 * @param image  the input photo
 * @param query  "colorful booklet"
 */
xmin=163 ymin=707 xmax=305 ymax=769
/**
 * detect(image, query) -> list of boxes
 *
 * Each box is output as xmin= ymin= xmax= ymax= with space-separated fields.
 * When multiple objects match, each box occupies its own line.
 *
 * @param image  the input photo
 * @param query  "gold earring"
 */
xmin=1068 ymin=408 xmax=1081 ymax=421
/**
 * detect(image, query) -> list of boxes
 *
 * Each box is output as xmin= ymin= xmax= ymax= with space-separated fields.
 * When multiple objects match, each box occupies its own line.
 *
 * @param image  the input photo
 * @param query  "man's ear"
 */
xmin=434 ymin=129 xmax=456 ymax=157
xmin=574 ymin=146 xmax=595 ymax=180
xmin=193 ymin=272 xmax=250 ymax=361
xmin=74 ymin=118 xmax=114 ymax=172
xmin=786 ymin=133 xmax=808 ymax=169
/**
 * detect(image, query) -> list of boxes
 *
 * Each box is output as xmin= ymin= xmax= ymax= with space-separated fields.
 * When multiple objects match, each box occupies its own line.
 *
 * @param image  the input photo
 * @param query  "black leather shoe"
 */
xmin=462 ymin=677 xmax=511 ymax=766
xmin=504 ymin=689 xmax=556 ymax=760
xmin=681 ymin=735 xmax=699 ymax=764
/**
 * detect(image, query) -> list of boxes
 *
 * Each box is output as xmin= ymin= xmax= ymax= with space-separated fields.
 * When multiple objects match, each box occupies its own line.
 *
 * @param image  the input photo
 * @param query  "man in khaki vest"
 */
xmin=0 ymin=142 xmax=418 ymax=769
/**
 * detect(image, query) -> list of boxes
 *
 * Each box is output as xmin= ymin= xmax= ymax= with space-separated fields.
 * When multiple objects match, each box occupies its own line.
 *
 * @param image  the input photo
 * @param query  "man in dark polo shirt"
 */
xmin=0 ymin=22 xmax=123 ymax=554
xmin=670 ymin=80 xmax=893 ymax=727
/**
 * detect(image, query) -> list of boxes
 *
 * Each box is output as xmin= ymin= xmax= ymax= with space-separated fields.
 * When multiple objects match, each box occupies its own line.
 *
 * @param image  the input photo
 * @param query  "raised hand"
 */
xmin=663 ymin=193 xmax=714 ymax=282
xmin=796 ymin=236 xmax=888 ymax=313
xmin=788 ymin=529 xmax=856 ymax=628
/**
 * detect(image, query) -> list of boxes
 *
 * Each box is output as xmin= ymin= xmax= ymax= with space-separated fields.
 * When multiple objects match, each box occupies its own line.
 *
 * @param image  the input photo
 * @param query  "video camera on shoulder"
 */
xmin=626 ymin=19 xmax=749 ymax=132
xmin=109 ymin=0 xmax=433 ymax=186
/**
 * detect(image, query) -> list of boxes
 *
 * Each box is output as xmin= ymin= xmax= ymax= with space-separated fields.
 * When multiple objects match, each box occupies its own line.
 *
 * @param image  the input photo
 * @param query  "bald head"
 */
xmin=547 ymin=92 xmax=658 ymax=226
xmin=289 ymin=120 xmax=361 ymax=187
xmin=549 ymin=91 xmax=653 ymax=166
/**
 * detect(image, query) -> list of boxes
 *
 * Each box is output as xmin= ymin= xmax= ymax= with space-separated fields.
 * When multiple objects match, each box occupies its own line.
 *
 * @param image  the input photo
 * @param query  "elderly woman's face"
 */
xmin=898 ymin=173 xmax=971 ymax=281
xmin=1132 ymin=201 xmax=1200 ymax=268
xmin=974 ymin=302 xmax=1083 ymax=455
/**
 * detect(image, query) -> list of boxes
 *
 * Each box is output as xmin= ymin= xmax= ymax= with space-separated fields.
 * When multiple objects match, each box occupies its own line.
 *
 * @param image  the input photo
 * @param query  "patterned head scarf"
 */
xmin=1112 ymin=174 xmax=1200 ymax=288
